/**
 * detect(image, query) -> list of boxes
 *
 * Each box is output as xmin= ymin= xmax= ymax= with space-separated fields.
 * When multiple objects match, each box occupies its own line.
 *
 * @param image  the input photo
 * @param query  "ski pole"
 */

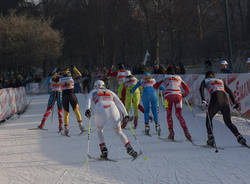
xmin=206 ymin=109 xmax=218 ymax=153
xmin=85 ymin=118 xmax=91 ymax=166
xmin=184 ymin=98 xmax=195 ymax=117
xmin=128 ymin=124 xmax=147 ymax=160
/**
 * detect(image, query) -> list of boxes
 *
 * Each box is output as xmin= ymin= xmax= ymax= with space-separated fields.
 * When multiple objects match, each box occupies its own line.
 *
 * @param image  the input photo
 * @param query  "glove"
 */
xmin=124 ymin=115 xmax=130 ymax=122
xmin=232 ymin=103 xmax=240 ymax=109
xmin=182 ymin=93 xmax=187 ymax=98
xmin=201 ymin=100 xmax=208 ymax=108
xmin=85 ymin=109 xmax=91 ymax=118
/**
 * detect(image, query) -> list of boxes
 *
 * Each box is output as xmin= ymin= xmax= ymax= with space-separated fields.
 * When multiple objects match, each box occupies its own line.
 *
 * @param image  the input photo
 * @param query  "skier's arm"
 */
xmin=181 ymin=81 xmax=190 ymax=97
xmin=224 ymin=84 xmax=236 ymax=104
xmin=107 ymin=68 xmax=118 ymax=77
xmin=153 ymin=80 xmax=163 ymax=89
xmin=112 ymin=92 xmax=128 ymax=116
xmin=130 ymin=80 xmax=142 ymax=93
xmin=159 ymin=85 xmax=165 ymax=91
xmin=199 ymin=80 xmax=206 ymax=101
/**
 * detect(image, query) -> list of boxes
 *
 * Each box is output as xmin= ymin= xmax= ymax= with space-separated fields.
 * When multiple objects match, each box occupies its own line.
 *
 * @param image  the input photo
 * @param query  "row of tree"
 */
xmin=1 ymin=0 xmax=250 ymax=75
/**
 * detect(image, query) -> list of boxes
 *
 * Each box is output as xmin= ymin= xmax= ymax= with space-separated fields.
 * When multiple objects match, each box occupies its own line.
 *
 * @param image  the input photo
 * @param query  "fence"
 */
xmin=0 ymin=87 xmax=28 ymax=121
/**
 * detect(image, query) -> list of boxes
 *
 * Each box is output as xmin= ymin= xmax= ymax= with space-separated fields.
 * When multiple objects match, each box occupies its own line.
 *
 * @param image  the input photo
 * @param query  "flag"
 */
xmin=143 ymin=50 xmax=150 ymax=65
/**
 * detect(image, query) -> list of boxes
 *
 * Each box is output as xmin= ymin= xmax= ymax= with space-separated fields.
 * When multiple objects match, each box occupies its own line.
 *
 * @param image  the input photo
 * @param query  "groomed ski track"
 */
xmin=0 ymin=94 xmax=250 ymax=184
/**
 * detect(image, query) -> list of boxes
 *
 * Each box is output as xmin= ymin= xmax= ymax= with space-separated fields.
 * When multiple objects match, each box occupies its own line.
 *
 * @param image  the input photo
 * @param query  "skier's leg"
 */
xmin=56 ymin=92 xmax=63 ymax=131
xmin=151 ymin=95 xmax=158 ymax=123
xmin=69 ymin=93 xmax=82 ymax=123
xmin=62 ymin=93 xmax=70 ymax=134
xmin=220 ymin=104 xmax=246 ymax=145
xmin=132 ymin=92 xmax=140 ymax=128
xmin=113 ymin=122 xmax=129 ymax=145
xmin=174 ymin=96 xmax=187 ymax=129
xmin=166 ymin=96 xmax=174 ymax=139
xmin=142 ymin=95 xmax=150 ymax=134
xmin=39 ymin=93 xmax=55 ymax=128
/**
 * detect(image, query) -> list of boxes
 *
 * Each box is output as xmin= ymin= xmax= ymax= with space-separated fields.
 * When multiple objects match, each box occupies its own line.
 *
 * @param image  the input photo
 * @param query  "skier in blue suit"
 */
xmin=131 ymin=72 xmax=162 ymax=136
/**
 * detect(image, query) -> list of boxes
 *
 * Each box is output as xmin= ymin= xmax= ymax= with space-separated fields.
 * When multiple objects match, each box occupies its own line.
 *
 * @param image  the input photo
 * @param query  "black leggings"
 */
xmin=206 ymin=91 xmax=239 ymax=137
xmin=62 ymin=90 xmax=78 ymax=112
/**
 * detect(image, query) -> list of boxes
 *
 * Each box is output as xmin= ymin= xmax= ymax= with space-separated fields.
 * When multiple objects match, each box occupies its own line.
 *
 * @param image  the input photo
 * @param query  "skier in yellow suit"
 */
xmin=124 ymin=70 xmax=141 ymax=129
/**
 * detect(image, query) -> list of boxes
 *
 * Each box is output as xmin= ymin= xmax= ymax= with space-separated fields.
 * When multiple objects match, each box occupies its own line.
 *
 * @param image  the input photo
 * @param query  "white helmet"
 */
xmin=221 ymin=60 xmax=228 ymax=65
xmin=125 ymin=70 xmax=132 ymax=77
xmin=94 ymin=80 xmax=105 ymax=89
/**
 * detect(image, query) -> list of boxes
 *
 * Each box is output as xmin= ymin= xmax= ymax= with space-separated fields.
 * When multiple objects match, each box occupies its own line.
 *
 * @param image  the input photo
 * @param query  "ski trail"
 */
xmin=0 ymin=94 xmax=250 ymax=184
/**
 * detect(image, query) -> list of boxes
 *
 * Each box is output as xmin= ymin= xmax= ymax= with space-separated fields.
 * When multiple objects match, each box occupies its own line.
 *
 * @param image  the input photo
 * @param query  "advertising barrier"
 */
xmin=0 ymin=87 xmax=28 ymax=121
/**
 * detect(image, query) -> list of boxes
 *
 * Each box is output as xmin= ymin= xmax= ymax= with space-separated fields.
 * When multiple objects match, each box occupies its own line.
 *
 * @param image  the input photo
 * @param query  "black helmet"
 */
xmin=166 ymin=65 xmax=175 ymax=75
xmin=205 ymin=71 xmax=215 ymax=78
xmin=118 ymin=64 xmax=125 ymax=70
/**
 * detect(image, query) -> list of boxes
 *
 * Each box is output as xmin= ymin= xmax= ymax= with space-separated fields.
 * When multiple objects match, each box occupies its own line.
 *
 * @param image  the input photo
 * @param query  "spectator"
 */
xmin=178 ymin=63 xmax=186 ymax=74
xmin=247 ymin=58 xmax=250 ymax=73
xmin=204 ymin=59 xmax=212 ymax=73
xmin=220 ymin=60 xmax=232 ymax=73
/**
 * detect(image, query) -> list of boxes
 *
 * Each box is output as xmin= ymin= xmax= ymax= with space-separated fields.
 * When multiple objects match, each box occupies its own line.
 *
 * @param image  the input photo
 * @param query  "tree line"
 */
xmin=1 ymin=0 xmax=250 ymax=76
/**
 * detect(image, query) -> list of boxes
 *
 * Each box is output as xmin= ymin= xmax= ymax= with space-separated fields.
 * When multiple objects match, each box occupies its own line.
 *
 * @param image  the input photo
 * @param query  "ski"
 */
xmin=87 ymin=154 xmax=117 ymax=162
xmin=242 ymin=144 xmax=250 ymax=149
xmin=158 ymin=137 xmax=183 ymax=143
xmin=192 ymin=143 xmax=224 ymax=150
xmin=131 ymin=150 xmax=143 ymax=161
xmin=28 ymin=127 xmax=48 ymax=131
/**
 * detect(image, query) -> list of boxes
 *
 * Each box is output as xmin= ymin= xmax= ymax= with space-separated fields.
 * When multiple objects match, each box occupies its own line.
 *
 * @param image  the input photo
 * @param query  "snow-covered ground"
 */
xmin=0 ymin=94 xmax=250 ymax=184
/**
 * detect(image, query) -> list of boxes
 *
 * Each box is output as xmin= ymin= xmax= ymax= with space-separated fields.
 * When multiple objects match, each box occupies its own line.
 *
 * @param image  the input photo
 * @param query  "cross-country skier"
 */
xmin=85 ymin=80 xmax=138 ymax=159
xmin=60 ymin=65 xmax=84 ymax=136
xmin=154 ymin=66 xmax=192 ymax=141
xmin=118 ymin=70 xmax=152 ymax=129
xmin=123 ymin=70 xmax=140 ymax=129
xmin=200 ymin=71 xmax=247 ymax=146
xmin=38 ymin=71 xmax=63 ymax=132
xmin=131 ymin=72 xmax=161 ymax=136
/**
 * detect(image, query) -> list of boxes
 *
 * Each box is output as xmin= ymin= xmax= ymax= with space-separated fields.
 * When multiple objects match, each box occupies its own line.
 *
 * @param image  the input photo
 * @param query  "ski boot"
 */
xmin=79 ymin=123 xmax=85 ymax=134
xmin=99 ymin=143 xmax=108 ymax=159
xmin=134 ymin=117 xmax=138 ymax=129
xmin=38 ymin=120 xmax=45 ymax=129
xmin=155 ymin=123 xmax=161 ymax=136
xmin=64 ymin=126 xmax=69 ymax=137
xmin=145 ymin=123 xmax=150 ymax=135
xmin=125 ymin=142 xmax=138 ymax=159
xmin=121 ymin=117 xmax=129 ymax=129
xmin=168 ymin=129 xmax=174 ymax=140
xmin=206 ymin=134 xmax=215 ymax=146
xmin=184 ymin=128 xmax=192 ymax=141
xmin=237 ymin=135 xmax=246 ymax=146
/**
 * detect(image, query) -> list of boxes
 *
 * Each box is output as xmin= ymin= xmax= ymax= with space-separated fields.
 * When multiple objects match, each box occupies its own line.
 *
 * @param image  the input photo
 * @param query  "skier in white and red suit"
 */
xmin=154 ymin=66 xmax=192 ymax=141
xmin=85 ymin=80 xmax=138 ymax=159
xmin=38 ymin=71 xmax=63 ymax=132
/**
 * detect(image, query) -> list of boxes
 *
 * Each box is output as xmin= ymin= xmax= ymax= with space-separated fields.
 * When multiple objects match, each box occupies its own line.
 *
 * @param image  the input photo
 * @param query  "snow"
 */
xmin=0 ymin=94 xmax=250 ymax=184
